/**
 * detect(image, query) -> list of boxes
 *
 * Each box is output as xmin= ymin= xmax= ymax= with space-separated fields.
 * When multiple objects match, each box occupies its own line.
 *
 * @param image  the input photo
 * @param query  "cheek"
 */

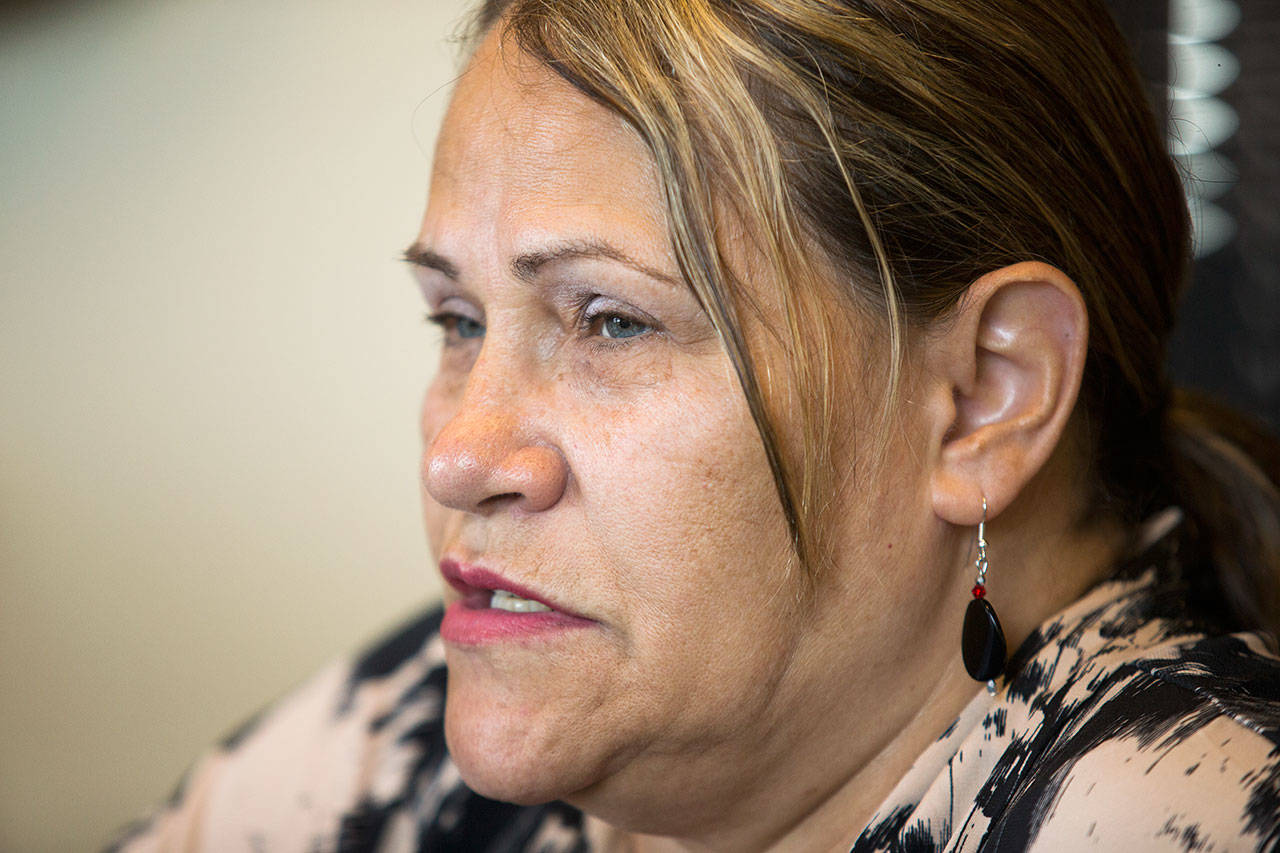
xmin=564 ymin=369 xmax=796 ymax=648
xmin=570 ymin=370 xmax=773 ymax=530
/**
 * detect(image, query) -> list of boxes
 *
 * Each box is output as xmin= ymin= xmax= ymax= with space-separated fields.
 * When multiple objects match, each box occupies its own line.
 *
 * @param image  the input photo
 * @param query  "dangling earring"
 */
xmin=962 ymin=497 xmax=1006 ymax=695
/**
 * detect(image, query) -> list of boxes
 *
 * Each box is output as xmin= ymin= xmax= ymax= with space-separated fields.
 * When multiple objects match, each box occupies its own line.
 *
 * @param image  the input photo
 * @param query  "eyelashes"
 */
xmin=425 ymin=295 xmax=658 ymax=348
xmin=425 ymin=311 xmax=485 ymax=342
xmin=579 ymin=301 xmax=654 ymax=342
xmin=594 ymin=313 xmax=650 ymax=340
xmin=572 ymin=292 xmax=657 ymax=344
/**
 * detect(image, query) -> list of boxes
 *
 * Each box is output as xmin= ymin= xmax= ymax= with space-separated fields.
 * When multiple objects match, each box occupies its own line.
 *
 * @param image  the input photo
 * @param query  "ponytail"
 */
xmin=1163 ymin=389 xmax=1280 ymax=638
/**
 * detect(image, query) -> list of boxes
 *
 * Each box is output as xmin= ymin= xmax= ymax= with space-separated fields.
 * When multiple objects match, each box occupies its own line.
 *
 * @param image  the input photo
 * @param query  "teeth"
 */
xmin=489 ymin=589 xmax=552 ymax=613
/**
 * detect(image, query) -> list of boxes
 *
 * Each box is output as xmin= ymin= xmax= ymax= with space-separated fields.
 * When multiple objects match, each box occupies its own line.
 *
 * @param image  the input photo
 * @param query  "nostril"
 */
xmin=505 ymin=446 xmax=570 ymax=513
xmin=422 ymin=400 xmax=569 ymax=515
xmin=478 ymin=492 xmax=522 ymax=510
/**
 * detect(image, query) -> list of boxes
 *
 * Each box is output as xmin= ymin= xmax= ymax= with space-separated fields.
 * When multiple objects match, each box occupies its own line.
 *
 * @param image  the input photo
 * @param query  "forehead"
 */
xmin=425 ymin=29 xmax=664 ymax=241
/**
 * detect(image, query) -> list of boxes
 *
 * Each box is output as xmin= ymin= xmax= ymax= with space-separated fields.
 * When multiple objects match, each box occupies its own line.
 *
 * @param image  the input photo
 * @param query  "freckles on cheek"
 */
xmin=579 ymin=381 xmax=771 ymax=533
xmin=565 ymin=346 xmax=676 ymax=397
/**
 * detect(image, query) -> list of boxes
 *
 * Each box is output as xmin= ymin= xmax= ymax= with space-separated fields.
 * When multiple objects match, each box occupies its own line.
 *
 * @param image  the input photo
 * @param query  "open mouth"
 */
xmin=487 ymin=588 xmax=552 ymax=613
xmin=453 ymin=586 xmax=555 ymax=614
xmin=442 ymin=560 xmax=567 ymax=614
xmin=438 ymin=559 xmax=596 ymax=646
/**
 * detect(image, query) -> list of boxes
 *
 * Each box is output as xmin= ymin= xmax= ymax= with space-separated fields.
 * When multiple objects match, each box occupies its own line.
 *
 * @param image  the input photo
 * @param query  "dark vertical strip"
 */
xmin=1107 ymin=0 xmax=1170 ymax=119
xmin=1167 ymin=0 xmax=1280 ymax=428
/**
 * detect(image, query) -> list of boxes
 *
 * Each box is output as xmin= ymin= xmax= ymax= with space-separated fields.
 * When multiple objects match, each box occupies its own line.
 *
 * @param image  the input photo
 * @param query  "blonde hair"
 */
xmin=470 ymin=0 xmax=1280 ymax=629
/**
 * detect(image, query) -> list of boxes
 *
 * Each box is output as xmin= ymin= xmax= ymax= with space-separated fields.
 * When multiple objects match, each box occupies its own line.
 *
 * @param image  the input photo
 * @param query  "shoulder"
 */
xmin=990 ymin=628 xmax=1280 ymax=852
xmin=107 ymin=607 xmax=449 ymax=850
xmin=108 ymin=608 xmax=585 ymax=851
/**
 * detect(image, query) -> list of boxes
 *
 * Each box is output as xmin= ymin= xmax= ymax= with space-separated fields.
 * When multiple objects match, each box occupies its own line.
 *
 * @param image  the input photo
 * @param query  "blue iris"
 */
xmin=602 ymin=315 xmax=648 ymax=339
xmin=455 ymin=317 xmax=485 ymax=339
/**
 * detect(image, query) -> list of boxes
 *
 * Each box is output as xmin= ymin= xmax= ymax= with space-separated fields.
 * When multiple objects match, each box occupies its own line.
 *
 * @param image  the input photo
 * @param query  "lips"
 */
xmin=439 ymin=558 xmax=596 ymax=646
xmin=440 ymin=561 xmax=563 ymax=610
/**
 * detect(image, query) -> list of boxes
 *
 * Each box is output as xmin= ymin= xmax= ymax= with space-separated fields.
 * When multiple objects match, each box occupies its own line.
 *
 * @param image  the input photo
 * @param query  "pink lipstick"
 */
xmin=439 ymin=559 xmax=595 ymax=646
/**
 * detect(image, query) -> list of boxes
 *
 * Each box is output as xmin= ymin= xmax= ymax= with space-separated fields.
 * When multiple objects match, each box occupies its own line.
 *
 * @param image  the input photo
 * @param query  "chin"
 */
xmin=443 ymin=679 xmax=601 ymax=806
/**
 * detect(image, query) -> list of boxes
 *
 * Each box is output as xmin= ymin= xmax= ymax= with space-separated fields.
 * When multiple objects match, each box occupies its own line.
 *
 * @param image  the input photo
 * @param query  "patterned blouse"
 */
xmin=109 ymin=518 xmax=1280 ymax=851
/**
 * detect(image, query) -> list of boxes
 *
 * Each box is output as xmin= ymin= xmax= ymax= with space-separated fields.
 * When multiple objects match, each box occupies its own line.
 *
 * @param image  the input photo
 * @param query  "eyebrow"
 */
xmin=402 ymin=239 xmax=681 ymax=288
xmin=402 ymin=245 xmax=460 ymax=280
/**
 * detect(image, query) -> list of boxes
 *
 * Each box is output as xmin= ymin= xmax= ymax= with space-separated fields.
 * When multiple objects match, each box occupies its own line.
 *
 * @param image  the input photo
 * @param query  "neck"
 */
xmin=584 ymin=660 xmax=985 ymax=852
xmin=585 ymin=487 xmax=1127 ymax=851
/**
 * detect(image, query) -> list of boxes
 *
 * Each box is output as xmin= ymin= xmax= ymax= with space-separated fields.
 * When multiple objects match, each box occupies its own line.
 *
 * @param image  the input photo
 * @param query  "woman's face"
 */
xmin=411 ymin=30 xmax=941 ymax=831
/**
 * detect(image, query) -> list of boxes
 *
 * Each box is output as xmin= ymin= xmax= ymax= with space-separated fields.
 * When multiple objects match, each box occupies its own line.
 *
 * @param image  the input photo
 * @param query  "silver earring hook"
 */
xmin=975 ymin=497 xmax=989 ymax=586
xmin=974 ymin=496 xmax=1000 ymax=695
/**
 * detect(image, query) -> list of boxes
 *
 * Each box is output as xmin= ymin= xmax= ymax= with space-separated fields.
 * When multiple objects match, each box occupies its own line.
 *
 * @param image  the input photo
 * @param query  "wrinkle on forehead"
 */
xmin=433 ymin=28 xmax=649 ymax=197
xmin=422 ymin=26 xmax=669 ymax=282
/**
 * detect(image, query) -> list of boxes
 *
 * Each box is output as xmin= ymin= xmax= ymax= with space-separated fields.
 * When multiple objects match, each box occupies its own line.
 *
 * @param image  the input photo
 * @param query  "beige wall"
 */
xmin=0 ymin=1 xmax=469 ymax=848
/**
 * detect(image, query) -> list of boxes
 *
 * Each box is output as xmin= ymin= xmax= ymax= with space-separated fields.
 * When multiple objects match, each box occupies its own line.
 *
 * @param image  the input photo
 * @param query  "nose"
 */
xmin=423 ymin=364 xmax=569 ymax=517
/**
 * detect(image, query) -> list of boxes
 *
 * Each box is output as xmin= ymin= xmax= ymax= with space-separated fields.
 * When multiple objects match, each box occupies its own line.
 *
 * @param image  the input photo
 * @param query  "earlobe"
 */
xmin=927 ymin=262 xmax=1089 ymax=525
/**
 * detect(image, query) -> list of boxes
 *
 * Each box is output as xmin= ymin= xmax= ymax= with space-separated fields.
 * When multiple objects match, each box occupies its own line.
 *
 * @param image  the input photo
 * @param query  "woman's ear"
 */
xmin=924 ymin=261 xmax=1089 ymax=525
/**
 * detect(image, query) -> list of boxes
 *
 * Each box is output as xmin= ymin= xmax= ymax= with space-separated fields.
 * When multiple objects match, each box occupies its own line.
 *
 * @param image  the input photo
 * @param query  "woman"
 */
xmin=110 ymin=0 xmax=1280 ymax=850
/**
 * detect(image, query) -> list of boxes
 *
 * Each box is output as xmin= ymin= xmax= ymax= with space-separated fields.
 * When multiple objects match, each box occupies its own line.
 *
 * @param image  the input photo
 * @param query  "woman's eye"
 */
xmin=426 ymin=312 xmax=486 ymax=341
xmin=598 ymin=314 xmax=651 ymax=340
xmin=454 ymin=316 xmax=485 ymax=339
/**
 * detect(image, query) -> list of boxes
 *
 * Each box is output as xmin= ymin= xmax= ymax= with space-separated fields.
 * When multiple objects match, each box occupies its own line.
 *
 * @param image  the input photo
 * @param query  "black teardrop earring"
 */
xmin=962 ymin=497 xmax=1006 ymax=694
